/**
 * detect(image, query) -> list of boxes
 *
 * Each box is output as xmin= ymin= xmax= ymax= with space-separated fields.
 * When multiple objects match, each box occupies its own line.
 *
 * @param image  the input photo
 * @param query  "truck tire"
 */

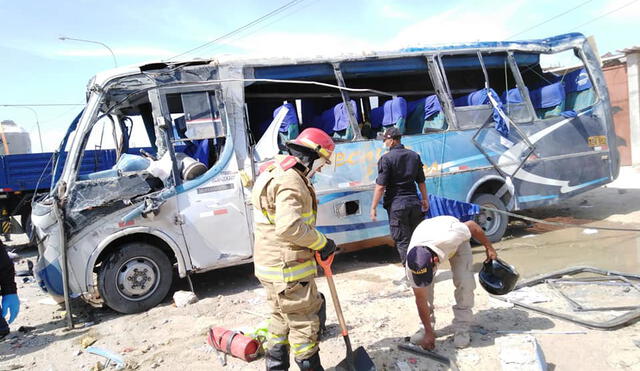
xmin=472 ymin=193 xmax=508 ymax=243
xmin=98 ymin=243 xmax=173 ymax=314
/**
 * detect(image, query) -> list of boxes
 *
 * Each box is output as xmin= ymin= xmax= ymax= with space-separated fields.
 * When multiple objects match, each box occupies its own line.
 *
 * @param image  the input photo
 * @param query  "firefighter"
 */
xmin=406 ymin=216 xmax=497 ymax=349
xmin=370 ymin=127 xmax=429 ymax=264
xmin=252 ymin=128 xmax=336 ymax=371
xmin=1 ymin=241 xmax=19 ymax=339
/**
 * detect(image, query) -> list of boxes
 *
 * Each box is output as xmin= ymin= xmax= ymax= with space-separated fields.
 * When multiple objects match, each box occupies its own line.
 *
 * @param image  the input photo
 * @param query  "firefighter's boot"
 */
xmin=266 ymin=344 xmax=290 ymax=371
xmin=295 ymin=352 xmax=324 ymax=371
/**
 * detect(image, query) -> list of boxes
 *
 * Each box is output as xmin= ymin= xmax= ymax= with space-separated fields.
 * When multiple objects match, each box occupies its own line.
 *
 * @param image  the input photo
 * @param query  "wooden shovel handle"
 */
xmin=316 ymin=252 xmax=348 ymax=337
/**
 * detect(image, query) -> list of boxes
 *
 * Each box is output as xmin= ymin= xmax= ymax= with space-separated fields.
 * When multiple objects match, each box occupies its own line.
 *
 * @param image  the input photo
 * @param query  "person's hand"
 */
xmin=485 ymin=246 xmax=497 ymax=261
xmin=370 ymin=208 xmax=377 ymax=221
xmin=319 ymin=238 xmax=336 ymax=261
xmin=421 ymin=198 xmax=429 ymax=213
xmin=420 ymin=328 xmax=436 ymax=350
xmin=1 ymin=294 xmax=20 ymax=324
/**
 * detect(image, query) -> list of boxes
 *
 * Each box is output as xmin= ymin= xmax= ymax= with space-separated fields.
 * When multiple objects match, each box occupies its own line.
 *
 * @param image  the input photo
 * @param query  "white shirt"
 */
xmin=407 ymin=216 xmax=472 ymax=262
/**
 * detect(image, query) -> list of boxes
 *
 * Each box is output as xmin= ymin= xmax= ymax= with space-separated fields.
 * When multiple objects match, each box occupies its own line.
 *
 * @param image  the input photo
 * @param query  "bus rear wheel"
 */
xmin=472 ymin=193 xmax=508 ymax=243
xmin=98 ymin=243 xmax=173 ymax=314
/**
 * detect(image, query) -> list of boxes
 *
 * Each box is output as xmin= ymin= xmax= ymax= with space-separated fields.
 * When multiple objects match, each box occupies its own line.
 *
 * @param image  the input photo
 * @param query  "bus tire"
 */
xmin=98 ymin=243 xmax=173 ymax=314
xmin=472 ymin=193 xmax=508 ymax=243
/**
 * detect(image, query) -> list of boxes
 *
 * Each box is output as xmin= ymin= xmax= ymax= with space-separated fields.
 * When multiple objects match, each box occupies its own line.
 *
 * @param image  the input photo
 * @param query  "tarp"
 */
xmin=425 ymin=194 xmax=480 ymax=222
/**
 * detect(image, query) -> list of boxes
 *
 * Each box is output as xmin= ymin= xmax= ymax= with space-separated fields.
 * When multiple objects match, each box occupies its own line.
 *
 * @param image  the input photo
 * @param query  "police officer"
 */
xmin=252 ymin=128 xmax=336 ymax=371
xmin=370 ymin=127 xmax=429 ymax=264
xmin=1 ymin=241 xmax=20 ymax=339
xmin=406 ymin=216 xmax=497 ymax=349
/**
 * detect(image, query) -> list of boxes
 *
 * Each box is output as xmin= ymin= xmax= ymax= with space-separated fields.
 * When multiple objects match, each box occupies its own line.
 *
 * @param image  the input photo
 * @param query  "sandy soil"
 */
xmin=1 ymin=167 xmax=640 ymax=371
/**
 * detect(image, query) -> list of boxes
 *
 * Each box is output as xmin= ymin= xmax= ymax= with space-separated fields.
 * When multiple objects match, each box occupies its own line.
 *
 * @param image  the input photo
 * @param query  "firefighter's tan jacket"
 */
xmin=252 ymin=155 xmax=328 ymax=283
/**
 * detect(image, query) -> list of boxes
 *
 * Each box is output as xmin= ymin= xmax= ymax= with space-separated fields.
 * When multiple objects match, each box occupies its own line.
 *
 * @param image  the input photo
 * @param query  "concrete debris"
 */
xmin=497 ymin=335 xmax=548 ymax=371
xmin=81 ymin=336 xmax=98 ymax=349
xmin=173 ymin=291 xmax=198 ymax=307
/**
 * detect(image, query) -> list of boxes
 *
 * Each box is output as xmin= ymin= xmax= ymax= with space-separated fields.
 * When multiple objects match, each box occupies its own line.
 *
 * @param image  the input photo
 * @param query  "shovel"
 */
xmin=315 ymin=252 xmax=376 ymax=371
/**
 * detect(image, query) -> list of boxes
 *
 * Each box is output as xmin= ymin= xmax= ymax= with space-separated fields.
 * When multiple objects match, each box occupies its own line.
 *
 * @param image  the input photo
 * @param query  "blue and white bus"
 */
xmin=32 ymin=33 xmax=618 ymax=313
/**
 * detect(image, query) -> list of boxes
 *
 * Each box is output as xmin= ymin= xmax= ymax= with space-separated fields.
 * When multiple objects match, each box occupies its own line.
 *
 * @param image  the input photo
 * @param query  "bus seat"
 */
xmin=453 ymin=89 xmax=492 ymax=107
xmin=406 ymin=95 xmax=446 ymax=134
xmin=274 ymin=103 xmax=300 ymax=141
xmin=563 ymin=68 xmax=595 ymax=111
xmin=371 ymin=97 xmax=406 ymax=133
xmin=529 ymin=81 xmax=566 ymax=119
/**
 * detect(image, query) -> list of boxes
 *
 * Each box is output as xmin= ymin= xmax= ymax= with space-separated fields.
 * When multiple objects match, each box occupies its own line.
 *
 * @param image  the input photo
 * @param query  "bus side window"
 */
xmin=340 ymin=57 xmax=441 ymax=137
xmin=168 ymin=91 xmax=227 ymax=181
xmin=516 ymin=48 xmax=597 ymax=120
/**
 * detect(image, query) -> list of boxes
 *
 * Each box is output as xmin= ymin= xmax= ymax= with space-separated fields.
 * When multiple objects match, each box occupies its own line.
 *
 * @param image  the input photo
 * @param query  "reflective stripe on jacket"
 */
xmin=252 ymin=155 xmax=327 ymax=282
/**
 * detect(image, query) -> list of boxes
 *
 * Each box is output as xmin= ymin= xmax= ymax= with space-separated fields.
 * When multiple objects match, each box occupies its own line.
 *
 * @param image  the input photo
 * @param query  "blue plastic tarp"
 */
xmin=425 ymin=194 xmax=480 ymax=222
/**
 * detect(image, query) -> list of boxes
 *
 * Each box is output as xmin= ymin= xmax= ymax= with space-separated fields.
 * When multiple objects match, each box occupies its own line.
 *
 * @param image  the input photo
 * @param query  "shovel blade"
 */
xmin=335 ymin=346 xmax=376 ymax=371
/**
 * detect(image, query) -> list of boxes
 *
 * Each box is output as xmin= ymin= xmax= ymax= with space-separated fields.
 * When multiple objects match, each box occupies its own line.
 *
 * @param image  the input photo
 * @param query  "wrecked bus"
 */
xmin=32 ymin=33 xmax=618 ymax=313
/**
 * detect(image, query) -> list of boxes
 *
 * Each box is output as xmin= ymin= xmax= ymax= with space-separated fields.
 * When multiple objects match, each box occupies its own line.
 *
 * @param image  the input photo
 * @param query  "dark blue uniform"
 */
xmin=376 ymin=144 xmax=426 ymax=264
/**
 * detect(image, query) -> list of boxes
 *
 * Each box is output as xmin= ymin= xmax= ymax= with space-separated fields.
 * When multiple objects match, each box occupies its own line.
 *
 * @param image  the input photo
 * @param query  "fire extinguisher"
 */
xmin=207 ymin=327 xmax=261 ymax=364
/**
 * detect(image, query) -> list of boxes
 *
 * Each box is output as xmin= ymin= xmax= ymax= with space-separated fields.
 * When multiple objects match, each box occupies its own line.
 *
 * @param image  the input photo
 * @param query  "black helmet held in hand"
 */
xmin=479 ymin=258 xmax=519 ymax=295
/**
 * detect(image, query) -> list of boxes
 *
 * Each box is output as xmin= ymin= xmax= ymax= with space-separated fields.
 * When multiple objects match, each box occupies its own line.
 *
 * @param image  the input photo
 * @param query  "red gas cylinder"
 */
xmin=207 ymin=327 xmax=261 ymax=362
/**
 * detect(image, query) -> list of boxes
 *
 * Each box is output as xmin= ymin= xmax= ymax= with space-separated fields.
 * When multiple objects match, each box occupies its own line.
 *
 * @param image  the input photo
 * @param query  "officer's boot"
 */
xmin=295 ymin=352 xmax=324 ymax=371
xmin=266 ymin=344 xmax=290 ymax=371
xmin=317 ymin=293 xmax=327 ymax=337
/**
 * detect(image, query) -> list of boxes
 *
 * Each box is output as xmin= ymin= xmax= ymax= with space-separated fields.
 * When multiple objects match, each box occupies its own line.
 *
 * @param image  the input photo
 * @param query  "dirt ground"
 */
xmin=1 ymin=167 xmax=640 ymax=371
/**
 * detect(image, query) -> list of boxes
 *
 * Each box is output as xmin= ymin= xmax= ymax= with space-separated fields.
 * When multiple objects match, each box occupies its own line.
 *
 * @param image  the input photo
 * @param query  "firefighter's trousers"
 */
xmin=426 ymin=240 xmax=476 ymax=330
xmin=260 ymin=278 xmax=323 ymax=360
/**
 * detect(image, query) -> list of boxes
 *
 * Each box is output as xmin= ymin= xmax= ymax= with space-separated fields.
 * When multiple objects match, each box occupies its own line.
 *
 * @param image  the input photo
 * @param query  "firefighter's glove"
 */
xmin=319 ymin=239 xmax=336 ymax=261
xmin=1 ymin=294 xmax=20 ymax=324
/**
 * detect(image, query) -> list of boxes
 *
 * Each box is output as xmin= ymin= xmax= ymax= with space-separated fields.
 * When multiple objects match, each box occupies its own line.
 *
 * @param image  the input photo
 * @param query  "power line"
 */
xmin=203 ymin=0 xmax=320 ymax=56
xmin=167 ymin=0 xmax=305 ymax=61
xmin=508 ymin=0 xmax=594 ymax=39
xmin=570 ymin=0 xmax=639 ymax=30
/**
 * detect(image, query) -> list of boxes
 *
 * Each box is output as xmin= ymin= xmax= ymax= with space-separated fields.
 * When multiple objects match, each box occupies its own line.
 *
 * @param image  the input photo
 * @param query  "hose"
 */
xmin=480 ymin=206 xmax=640 ymax=232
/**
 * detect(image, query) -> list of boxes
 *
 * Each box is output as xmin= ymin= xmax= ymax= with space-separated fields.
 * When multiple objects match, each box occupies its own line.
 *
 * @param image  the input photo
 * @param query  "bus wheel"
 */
xmin=472 ymin=193 xmax=508 ymax=243
xmin=98 ymin=243 xmax=173 ymax=314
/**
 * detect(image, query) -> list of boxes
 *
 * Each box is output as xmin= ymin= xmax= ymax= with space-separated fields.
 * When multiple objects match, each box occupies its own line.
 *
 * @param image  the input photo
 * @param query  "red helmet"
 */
xmin=289 ymin=128 xmax=335 ymax=162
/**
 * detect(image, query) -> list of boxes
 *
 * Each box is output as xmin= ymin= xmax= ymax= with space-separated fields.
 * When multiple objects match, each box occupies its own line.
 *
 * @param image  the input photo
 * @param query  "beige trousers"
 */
xmin=426 ymin=240 xmax=476 ymax=331
xmin=260 ymin=278 xmax=323 ymax=360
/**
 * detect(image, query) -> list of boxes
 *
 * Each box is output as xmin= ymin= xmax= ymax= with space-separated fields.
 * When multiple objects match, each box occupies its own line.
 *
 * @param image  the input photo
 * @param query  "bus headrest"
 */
xmin=273 ymin=103 xmax=299 ymax=133
xmin=371 ymin=97 xmax=407 ymax=129
xmin=563 ymin=68 xmax=592 ymax=93
xmin=454 ymin=89 xmax=497 ymax=107
xmin=406 ymin=95 xmax=442 ymax=120
xmin=530 ymin=82 xmax=565 ymax=109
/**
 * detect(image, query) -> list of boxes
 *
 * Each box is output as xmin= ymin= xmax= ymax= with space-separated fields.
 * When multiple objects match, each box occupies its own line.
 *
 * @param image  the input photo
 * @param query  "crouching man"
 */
xmin=406 ymin=216 xmax=497 ymax=349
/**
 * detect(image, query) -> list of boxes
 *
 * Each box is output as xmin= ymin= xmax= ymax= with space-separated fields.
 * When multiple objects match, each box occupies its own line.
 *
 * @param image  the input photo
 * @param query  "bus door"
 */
xmin=151 ymin=85 xmax=253 ymax=270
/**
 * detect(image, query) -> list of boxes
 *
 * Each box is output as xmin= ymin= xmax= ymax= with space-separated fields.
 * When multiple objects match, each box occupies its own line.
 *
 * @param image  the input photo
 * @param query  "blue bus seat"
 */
xmin=529 ymin=81 xmax=566 ymax=119
xmin=453 ymin=89 xmax=492 ymax=107
xmin=406 ymin=95 xmax=446 ymax=134
xmin=274 ymin=103 xmax=300 ymax=141
xmin=563 ymin=68 xmax=595 ymax=111
xmin=370 ymin=97 xmax=407 ymax=134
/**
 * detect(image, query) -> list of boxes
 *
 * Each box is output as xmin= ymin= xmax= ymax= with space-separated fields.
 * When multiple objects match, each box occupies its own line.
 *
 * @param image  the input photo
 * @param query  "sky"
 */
xmin=1 ymin=0 xmax=639 ymax=152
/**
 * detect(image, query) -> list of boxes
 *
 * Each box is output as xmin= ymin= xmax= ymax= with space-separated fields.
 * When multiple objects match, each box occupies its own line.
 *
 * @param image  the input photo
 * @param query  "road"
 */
xmin=1 ymin=167 xmax=639 ymax=370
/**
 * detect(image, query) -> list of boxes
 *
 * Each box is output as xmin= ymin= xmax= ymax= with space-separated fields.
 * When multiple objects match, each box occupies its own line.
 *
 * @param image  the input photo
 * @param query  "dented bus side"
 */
xmin=32 ymin=33 xmax=618 ymax=313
